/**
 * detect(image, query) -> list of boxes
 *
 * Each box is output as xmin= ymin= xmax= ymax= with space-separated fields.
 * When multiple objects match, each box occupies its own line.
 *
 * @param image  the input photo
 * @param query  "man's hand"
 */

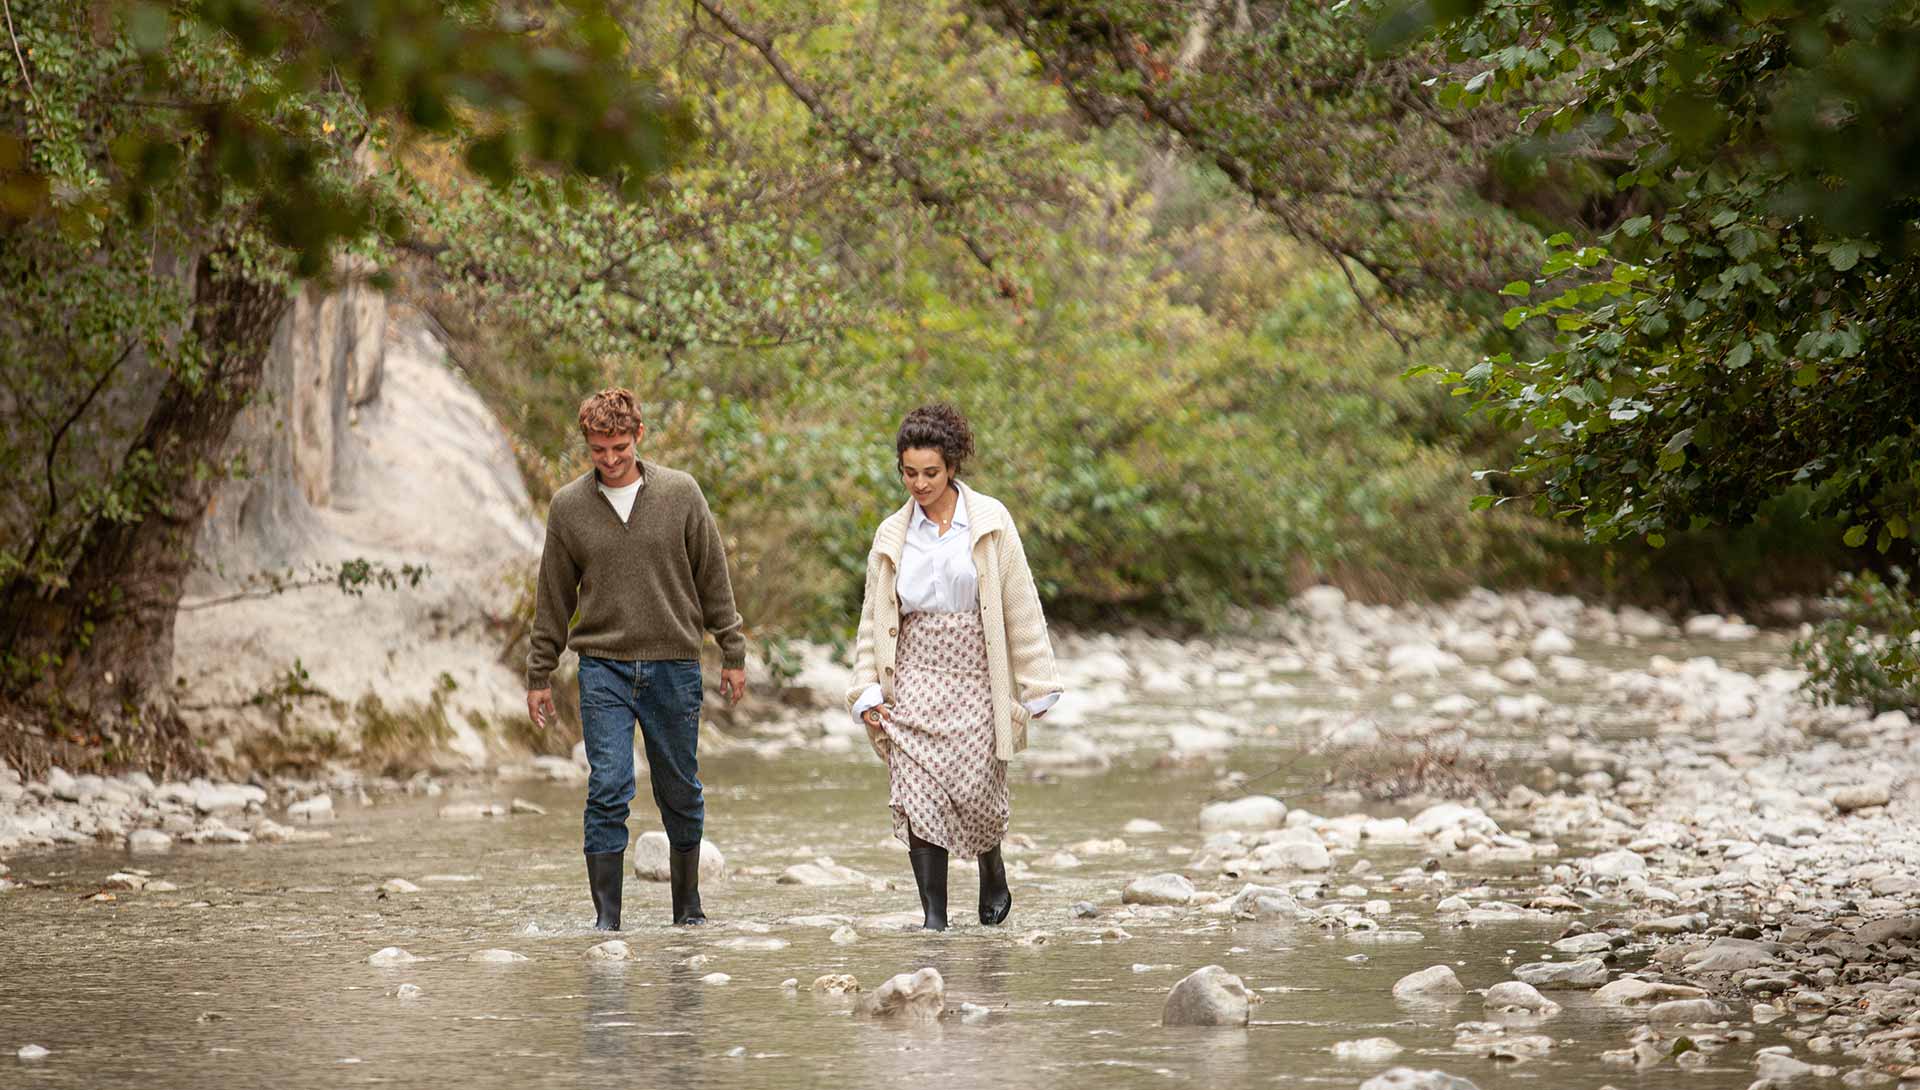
xmin=527 ymin=688 xmax=556 ymax=731
xmin=720 ymin=667 xmax=747 ymax=706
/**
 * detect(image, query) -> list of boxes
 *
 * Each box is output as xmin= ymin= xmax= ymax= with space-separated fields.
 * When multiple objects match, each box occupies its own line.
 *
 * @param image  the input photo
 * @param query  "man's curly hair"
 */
xmin=896 ymin=403 xmax=975 ymax=476
xmin=578 ymin=387 xmax=644 ymax=437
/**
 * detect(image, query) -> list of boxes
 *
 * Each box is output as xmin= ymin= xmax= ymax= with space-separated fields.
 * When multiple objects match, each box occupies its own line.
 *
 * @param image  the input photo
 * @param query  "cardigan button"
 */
xmin=884 ymin=666 xmax=893 ymax=675
xmin=888 ymin=627 xmax=897 ymax=637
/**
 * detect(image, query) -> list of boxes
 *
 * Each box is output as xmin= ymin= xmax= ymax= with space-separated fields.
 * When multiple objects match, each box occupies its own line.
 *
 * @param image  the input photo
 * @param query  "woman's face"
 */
xmin=899 ymin=447 xmax=953 ymax=507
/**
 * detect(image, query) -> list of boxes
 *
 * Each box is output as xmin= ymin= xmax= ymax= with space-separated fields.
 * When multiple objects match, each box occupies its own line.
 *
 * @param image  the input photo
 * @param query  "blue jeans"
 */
xmin=577 ymin=656 xmax=705 ymax=855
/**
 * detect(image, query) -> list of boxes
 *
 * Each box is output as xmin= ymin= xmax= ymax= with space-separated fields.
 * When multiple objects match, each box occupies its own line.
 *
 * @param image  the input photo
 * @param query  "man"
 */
xmin=526 ymin=387 xmax=747 ymax=930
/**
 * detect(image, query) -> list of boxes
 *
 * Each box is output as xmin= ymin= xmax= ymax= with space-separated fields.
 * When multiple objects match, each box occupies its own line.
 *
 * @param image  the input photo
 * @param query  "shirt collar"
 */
xmin=595 ymin=460 xmax=647 ymax=491
xmin=909 ymin=485 xmax=968 ymax=534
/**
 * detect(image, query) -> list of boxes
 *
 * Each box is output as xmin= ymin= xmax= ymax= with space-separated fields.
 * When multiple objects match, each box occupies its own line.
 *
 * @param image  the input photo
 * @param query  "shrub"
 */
xmin=1794 ymin=568 xmax=1920 ymax=715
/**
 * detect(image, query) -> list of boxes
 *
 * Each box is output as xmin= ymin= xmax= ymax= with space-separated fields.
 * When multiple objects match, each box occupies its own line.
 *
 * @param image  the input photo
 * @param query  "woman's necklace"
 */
xmin=925 ymin=492 xmax=957 ymax=534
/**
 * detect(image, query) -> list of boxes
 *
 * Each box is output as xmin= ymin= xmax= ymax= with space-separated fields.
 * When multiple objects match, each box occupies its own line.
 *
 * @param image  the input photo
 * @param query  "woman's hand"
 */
xmin=863 ymin=704 xmax=892 ymax=758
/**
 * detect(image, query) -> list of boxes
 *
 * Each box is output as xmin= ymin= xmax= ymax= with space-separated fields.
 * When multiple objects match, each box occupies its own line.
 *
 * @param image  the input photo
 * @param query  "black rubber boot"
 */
xmin=585 ymin=850 xmax=624 ymax=931
xmin=907 ymin=831 xmax=949 ymax=932
xmin=669 ymin=844 xmax=707 ymax=926
xmin=978 ymin=844 xmax=1011 ymax=925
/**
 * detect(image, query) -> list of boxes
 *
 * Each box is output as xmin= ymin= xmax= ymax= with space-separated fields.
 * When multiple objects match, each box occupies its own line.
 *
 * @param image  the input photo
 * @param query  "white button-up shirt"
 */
xmin=853 ymin=486 xmax=1059 ymax=724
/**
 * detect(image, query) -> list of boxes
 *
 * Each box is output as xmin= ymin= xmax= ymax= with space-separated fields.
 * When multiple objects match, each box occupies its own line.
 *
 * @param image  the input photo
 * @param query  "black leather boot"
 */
xmin=585 ymin=850 xmax=624 ymax=931
xmin=978 ymin=843 xmax=1011 ymax=925
xmin=907 ymin=831 xmax=949 ymax=931
xmin=669 ymin=844 xmax=707 ymax=926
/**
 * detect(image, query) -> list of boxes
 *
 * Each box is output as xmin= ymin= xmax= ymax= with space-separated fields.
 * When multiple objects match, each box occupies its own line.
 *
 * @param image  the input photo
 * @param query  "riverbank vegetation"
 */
xmin=2 ymin=0 xmax=1913 ymax=768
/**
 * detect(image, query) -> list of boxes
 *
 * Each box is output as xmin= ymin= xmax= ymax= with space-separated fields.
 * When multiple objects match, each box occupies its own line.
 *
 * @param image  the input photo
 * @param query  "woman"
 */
xmin=847 ymin=404 xmax=1064 ymax=930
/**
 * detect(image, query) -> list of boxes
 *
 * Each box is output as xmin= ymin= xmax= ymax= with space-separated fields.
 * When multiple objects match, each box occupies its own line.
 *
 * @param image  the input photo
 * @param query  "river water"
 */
xmin=1 ymin=631 xmax=1805 ymax=1089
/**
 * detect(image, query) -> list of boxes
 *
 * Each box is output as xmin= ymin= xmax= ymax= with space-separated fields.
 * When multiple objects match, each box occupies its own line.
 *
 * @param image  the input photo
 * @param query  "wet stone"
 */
xmin=1357 ymin=1069 xmax=1482 ymax=1090
xmin=856 ymin=968 xmax=943 ymax=1023
xmin=1161 ymin=965 xmax=1251 ymax=1027
xmin=1394 ymin=965 xmax=1467 ymax=999
xmin=1332 ymin=1037 xmax=1403 ymax=1062
xmin=1122 ymin=873 xmax=1195 ymax=906
xmin=1513 ymin=959 xmax=1609 ymax=989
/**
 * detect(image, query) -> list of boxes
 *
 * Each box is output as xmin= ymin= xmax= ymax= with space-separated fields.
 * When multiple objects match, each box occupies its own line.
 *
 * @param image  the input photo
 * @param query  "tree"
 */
xmin=0 ymin=0 xmax=688 ymax=751
xmin=1410 ymin=0 xmax=1920 ymax=549
xmin=973 ymin=0 xmax=1550 ymax=343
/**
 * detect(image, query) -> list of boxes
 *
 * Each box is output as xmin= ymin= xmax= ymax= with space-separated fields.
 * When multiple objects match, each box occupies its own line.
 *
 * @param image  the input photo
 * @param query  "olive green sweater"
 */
xmin=526 ymin=462 xmax=746 ymax=689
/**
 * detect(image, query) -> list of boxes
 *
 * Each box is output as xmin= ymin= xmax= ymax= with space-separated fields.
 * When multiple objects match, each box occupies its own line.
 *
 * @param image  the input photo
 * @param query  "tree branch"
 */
xmin=688 ymin=0 xmax=1007 ymax=286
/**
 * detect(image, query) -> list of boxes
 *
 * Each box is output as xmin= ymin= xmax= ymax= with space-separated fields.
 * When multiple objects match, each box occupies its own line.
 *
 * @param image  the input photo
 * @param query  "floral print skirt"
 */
xmin=881 ymin=609 xmax=1009 ymax=857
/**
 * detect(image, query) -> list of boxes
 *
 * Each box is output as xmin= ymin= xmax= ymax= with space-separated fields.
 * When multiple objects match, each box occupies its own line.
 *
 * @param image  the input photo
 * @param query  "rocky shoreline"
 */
xmin=4 ymin=587 xmax=1917 ymax=1088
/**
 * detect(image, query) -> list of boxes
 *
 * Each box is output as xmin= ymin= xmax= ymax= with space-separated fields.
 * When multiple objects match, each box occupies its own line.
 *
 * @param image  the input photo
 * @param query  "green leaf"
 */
xmin=1502 ymin=306 xmax=1529 ymax=330
xmin=1794 ymin=364 xmax=1819 ymax=387
xmin=1725 ymin=341 xmax=1752 ymax=368
xmin=1500 ymin=280 xmax=1532 ymax=297
xmin=1844 ymin=524 xmax=1868 ymax=548
xmin=1828 ymin=242 xmax=1860 ymax=271
xmin=1645 ymin=532 xmax=1665 ymax=548
xmin=1619 ymin=215 xmax=1652 ymax=238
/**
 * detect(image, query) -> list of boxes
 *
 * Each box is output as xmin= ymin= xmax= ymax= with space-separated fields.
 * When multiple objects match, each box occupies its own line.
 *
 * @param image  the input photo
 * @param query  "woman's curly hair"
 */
xmin=896 ymin=403 xmax=976 ymax=476
xmin=578 ymin=387 xmax=644 ymax=437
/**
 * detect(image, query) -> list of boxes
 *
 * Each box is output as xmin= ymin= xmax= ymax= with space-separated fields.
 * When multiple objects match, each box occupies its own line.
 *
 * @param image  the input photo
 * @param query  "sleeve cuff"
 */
xmin=527 ymin=673 xmax=551 ymax=691
xmin=851 ymin=683 xmax=885 ymax=725
xmin=1022 ymin=691 xmax=1062 ymax=717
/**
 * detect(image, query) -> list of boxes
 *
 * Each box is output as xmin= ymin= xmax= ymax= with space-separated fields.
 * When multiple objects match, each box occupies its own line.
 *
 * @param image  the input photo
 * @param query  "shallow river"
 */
xmin=2 ymin=632 xmax=1802 ymax=1089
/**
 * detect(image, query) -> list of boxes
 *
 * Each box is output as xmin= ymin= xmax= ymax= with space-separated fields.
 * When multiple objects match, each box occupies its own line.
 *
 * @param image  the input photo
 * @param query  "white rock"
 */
xmin=1358 ymin=1068 xmax=1482 ymax=1090
xmin=436 ymin=802 xmax=507 ymax=819
xmin=127 ymin=829 xmax=173 ymax=854
xmin=1832 ymin=783 xmax=1891 ymax=812
xmin=1251 ymin=840 xmax=1331 ymax=872
xmin=1393 ymin=965 xmax=1467 ymax=999
xmin=1122 ymin=874 xmax=1195 ymax=906
xmin=1332 ymin=1037 xmax=1404 ymax=1062
xmin=777 ymin=858 xmax=867 ymax=886
xmin=181 ymin=820 xmax=252 ymax=845
xmin=1543 ymin=928 xmax=1620 ymax=951
xmin=193 ymin=784 xmax=256 ymax=815
xmin=856 ymin=967 xmax=944 ymax=1022
xmin=830 ymin=926 xmax=860 ymax=945
xmin=1123 ymin=818 xmax=1166 ymax=835
xmin=630 ymin=832 xmax=728 ymax=882
xmin=1588 ymin=849 xmax=1647 ymax=877
xmin=1225 ymin=884 xmax=1302 ymax=919
xmin=1594 ymin=978 xmax=1708 ymax=1007
xmin=510 ymin=798 xmax=546 ymax=816
xmin=394 ymin=983 xmax=423 ymax=999
xmin=585 ymin=940 xmax=633 ymax=961
xmin=382 ymin=878 xmax=421 ymax=894
xmin=470 ymin=949 xmax=528 ymax=963
xmin=1484 ymin=980 xmax=1561 ymax=1016
xmin=367 ymin=947 xmax=422 ymax=966
xmin=712 ymin=937 xmax=788 ymax=951
xmin=287 ymin=795 xmax=334 ymax=821
xmin=1754 ymin=1049 xmax=1838 ymax=1081
xmin=102 ymin=872 xmax=147 ymax=891
xmin=1515 ymin=958 xmax=1609 ymax=988
xmin=1161 ymin=965 xmax=1251 ymax=1026
xmin=1199 ymin=796 xmax=1286 ymax=832
xmin=1496 ymin=657 xmax=1541 ymax=685
xmin=1529 ymin=629 xmax=1575 ymax=656
xmin=18 ymin=1044 xmax=50 ymax=1061
xmin=701 ymin=972 xmax=731 ymax=985
xmin=1387 ymin=643 xmax=1461 ymax=680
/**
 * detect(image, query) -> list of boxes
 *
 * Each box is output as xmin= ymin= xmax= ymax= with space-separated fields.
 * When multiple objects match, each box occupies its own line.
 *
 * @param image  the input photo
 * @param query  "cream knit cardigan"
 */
xmin=846 ymin=481 xmax=1063 ymax=761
